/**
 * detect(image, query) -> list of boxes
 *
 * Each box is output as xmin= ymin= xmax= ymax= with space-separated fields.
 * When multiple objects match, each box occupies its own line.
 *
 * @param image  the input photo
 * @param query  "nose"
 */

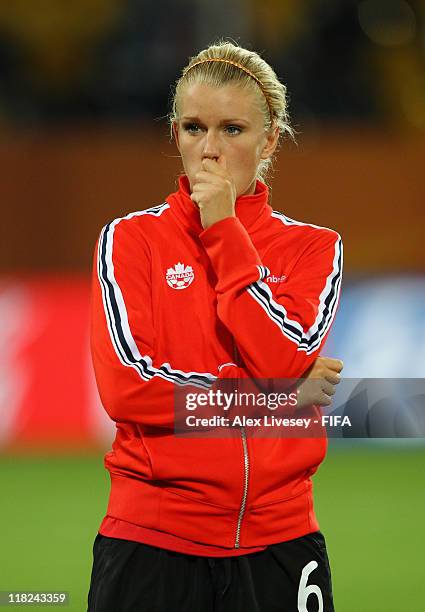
xmin=202 ymin=129 xmax=220 ymax=161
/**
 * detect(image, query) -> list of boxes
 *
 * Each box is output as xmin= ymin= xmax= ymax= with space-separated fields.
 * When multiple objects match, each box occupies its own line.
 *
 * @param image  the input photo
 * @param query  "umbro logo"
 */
xmin=166 ymin=262 xmax=194 ymax=290
xmin=265 ymin=274 xmax=287 ymax=284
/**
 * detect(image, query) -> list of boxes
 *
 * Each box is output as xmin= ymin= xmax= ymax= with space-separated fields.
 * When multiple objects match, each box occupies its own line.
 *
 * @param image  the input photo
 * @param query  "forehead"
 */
xmin=178 ymin=82 xmax=263 ymax=122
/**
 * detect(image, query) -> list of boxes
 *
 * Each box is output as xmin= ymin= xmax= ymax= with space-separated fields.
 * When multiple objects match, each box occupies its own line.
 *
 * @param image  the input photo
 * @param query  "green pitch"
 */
xmin=0 ymin=443 xmax=424 ymax=611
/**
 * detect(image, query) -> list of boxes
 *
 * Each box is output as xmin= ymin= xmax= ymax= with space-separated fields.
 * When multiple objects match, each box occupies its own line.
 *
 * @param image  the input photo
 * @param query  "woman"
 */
xmin=88 ymin=41 xmax=343 ymax=611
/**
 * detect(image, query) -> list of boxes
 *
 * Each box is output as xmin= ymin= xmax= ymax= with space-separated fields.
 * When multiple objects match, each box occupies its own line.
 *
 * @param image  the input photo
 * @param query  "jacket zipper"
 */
xmin=235 ymin=425 xmax=249 ymax=548
xmin=232 ymin=341 xmax=250 ymax=548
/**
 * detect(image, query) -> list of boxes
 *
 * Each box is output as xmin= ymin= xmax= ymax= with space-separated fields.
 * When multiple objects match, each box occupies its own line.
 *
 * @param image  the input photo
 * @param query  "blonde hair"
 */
xmin=169 ymin=40 xmax=295 ymax=183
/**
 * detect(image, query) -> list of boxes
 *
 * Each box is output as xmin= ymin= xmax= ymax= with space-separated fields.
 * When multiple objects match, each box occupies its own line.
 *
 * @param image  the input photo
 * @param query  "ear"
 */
xmin=172 ymin=121 xmax=181 ymax=151
xmin=260 ymin=124 xmax=280 ymax=160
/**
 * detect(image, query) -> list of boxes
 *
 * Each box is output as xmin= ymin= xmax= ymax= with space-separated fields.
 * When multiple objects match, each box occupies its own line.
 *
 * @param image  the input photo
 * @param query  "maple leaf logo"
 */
xmin=165 ymin=262 xmax=195 ymax=290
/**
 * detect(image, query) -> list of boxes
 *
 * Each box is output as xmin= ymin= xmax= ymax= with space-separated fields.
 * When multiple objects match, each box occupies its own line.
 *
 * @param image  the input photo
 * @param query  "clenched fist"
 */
xmin=190 ymin=156 xmax=237 ymax=229
xmin=296 ymin=356 xmax=344 ymax=410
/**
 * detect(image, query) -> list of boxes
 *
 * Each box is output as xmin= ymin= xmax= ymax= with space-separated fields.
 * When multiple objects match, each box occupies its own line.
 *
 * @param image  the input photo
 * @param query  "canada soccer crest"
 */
xmin=166 ymin=262 xmax=195 ymax=290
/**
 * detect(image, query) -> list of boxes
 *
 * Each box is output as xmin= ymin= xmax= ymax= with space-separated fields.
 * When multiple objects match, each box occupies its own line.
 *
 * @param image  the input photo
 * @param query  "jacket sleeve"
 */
xmin=199 ymin=217 xmax=343 ymax=380
xmin=90 ymin=215 xmax=241 ymax=429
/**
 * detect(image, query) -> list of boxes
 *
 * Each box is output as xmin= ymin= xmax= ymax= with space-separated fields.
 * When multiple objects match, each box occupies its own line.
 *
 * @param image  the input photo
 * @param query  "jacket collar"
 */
xmin=166 ymin=175 xmax=272 ymax=236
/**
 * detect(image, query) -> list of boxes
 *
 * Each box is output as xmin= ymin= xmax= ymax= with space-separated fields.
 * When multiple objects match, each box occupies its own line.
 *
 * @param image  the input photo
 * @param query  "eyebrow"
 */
xmin=180 ymin=115 xmax=250 ymax=125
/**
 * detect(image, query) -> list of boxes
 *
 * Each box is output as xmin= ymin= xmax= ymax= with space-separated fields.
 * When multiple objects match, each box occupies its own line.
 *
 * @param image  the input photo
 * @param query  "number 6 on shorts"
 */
xmin=297 ymin=560 xmax=324 ymax=612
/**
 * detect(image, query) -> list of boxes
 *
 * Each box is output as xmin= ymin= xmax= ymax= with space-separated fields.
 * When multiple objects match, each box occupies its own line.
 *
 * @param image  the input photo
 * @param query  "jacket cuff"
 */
xmin=199 ymin=217 xmax=269 ymax=292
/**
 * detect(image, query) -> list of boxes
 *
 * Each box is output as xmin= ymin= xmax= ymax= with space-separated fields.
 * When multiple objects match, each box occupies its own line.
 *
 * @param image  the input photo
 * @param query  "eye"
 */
xmin=182 ymin=122 xmax=201 ymax=134
xmin=225 ymin=125 xmax=242 ymax=135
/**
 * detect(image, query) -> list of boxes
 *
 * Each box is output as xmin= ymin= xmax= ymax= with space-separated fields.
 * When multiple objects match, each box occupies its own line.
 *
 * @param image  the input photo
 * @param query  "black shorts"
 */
xmin=87 ymin=531 xmax=334 ymax=612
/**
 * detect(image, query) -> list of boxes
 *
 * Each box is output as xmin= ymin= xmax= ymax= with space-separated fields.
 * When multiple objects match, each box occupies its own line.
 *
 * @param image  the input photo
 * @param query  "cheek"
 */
xmin=228 ymin=147 xmax=262 ymax=193
xmin=180 ymin=138 xmax=203 ymax=162
xmin=230 ymin=141 xmax=263 ymax=171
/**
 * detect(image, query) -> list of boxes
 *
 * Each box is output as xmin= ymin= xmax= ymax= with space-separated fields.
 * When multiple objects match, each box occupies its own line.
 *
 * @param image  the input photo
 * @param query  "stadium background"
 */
xmin=1 ymin=1 xmax=424 ymax=610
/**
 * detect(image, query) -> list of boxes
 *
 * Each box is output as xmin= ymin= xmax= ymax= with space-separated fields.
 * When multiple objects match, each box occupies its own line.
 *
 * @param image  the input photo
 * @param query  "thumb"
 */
xmin=217 ymin=155 xmax=227 ymax=170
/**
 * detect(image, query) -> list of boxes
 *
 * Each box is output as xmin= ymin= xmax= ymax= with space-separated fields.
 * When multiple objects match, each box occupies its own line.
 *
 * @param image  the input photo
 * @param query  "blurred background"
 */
xmin=1 ymin=0 xmax=424 ymax=610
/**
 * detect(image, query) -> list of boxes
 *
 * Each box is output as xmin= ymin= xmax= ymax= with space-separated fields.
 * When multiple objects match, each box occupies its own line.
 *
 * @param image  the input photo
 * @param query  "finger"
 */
xmin=317 ymin=393 xmax=333 ymax=407
xmin=320 ymin=357 xmax=344 ymax=372
xmin=217 ymin=154 xmax=227 ymax=170
xmin=191 ymin=183 xmax=220 ymax=198
xmin=331 ymin=358 xmax=344 ymax=372
xmin=193 ymin=170 xmax=224 ymax=185
xmin=321 ymin=380 xmax=336 ymax=396
xmin=324 ymin=371 xmax=341 ymax=384
xmin=202 ymin=157 xmax=227 ymax=176
xmin=190 ymin=189 xmax=209 ymax=203
xmin=190 ymin=184 xmax=219 ymax=205
xmin=190 ymin=186 xmax=208 ymax=200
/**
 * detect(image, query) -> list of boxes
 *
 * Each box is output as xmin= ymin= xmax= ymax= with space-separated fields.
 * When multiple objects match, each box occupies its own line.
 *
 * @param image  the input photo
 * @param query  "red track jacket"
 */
xmin=90 ymin=175 xmax=343 ymax=554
